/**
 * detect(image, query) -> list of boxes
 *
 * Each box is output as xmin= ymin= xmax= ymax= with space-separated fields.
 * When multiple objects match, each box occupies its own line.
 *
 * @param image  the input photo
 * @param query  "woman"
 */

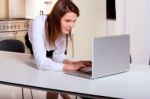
xmin=25 ymin=0 xmax=91 ymax=98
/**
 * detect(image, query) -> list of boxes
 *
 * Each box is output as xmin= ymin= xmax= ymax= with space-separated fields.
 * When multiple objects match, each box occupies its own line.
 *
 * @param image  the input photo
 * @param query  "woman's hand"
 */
xmin=63 ymin=63 xmax=85 ymax=71
xmin=75 ymin=60 xmax=92 ymax=67
xmin=63 ymin=59 xmax=92 ymax=71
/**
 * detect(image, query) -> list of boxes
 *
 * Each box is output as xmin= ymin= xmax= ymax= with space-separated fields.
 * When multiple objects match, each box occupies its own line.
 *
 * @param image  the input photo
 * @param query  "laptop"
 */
xmin=64 ymin=34 xmax=130 ymax=79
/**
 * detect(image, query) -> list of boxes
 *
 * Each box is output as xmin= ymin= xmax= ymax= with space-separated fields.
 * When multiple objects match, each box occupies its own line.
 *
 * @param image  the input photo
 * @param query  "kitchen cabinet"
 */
xmin=9 ymin=0 xmax=25 ymax=18
xmin=25 ymin=0 xmax=58 ymax=19
xmin=0 ymin=0 xmax=8 ymax=18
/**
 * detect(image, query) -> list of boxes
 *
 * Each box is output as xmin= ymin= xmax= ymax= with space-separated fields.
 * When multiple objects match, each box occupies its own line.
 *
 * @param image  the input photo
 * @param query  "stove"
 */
xmin=0 ymin=18 xmax=31 ymax=32
xmin=0 ymin=18 xmax=31 ymax=53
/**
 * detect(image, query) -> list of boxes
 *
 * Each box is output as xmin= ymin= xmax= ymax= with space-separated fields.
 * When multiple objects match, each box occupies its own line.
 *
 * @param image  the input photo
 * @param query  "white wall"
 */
xmin=115 ymin=0 xmax=150 ymax=65
xmin=106 ymin=20 xmax=116 ymax=35
xmin=70 ymin=0 xmax=106 ymax=60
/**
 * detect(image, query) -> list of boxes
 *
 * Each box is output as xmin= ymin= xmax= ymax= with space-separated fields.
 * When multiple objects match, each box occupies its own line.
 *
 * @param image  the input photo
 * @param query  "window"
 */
xmin=106 ymin=0 xmax=116 ymax=20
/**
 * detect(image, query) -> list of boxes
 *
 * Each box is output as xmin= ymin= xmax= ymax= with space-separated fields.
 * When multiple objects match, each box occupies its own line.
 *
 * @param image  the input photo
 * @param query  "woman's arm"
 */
xmin=30 ymin=16 xmax=64 ymax=71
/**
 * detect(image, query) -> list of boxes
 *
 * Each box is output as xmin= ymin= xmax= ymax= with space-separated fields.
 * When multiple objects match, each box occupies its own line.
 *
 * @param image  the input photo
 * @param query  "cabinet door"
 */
xmin=9 ymin=0 xmax=25 ymax=18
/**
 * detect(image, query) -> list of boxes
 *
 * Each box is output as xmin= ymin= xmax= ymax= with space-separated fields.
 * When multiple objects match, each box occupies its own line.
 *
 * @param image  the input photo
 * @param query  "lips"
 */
xmin=66 ymin=29 xmax=71 ymax=32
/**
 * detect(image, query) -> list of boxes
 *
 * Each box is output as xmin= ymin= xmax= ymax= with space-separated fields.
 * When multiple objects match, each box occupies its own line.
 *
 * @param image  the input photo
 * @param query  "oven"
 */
xmin=0 ymin=18 xmax=31 ymax=53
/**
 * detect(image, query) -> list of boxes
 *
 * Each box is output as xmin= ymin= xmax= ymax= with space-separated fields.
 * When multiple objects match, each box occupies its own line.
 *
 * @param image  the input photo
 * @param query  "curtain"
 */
xmin=116 ymin=0 xmax=150 ymax=65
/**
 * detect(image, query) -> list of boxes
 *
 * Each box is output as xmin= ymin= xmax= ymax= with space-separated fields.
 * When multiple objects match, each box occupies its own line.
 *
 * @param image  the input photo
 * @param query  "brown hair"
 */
xmin=45 ymin=0 xmax=79 ymax=47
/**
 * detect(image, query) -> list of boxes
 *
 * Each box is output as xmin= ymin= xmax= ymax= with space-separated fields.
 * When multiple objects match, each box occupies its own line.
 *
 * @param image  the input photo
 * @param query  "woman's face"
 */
xmin=61 ymin=12 xmax=77 ymax=34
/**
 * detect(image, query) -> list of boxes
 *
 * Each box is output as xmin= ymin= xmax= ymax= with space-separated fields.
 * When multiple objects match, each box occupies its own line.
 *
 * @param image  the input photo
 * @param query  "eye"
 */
xmin=64 ymin=19 xmax=76 ymax=23
xmin=65 ymin=20 xmax=71 ymax=22
xmin=73 ymin=20 xmax=76 ymax=23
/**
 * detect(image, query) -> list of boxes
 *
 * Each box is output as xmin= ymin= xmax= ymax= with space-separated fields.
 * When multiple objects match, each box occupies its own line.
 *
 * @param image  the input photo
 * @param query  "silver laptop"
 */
xmin=64 ymin=35 xmax=130 ymax=79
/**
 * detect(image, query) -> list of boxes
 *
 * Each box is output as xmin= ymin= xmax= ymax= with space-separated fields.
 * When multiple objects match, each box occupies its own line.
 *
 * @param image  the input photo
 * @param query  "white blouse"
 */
xmin=28 ymin=15 xmax=67 ymax=71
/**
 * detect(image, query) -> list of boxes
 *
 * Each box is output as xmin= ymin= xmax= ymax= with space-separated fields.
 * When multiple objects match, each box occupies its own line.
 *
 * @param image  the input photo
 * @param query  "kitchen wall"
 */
xmin=115 ymin=0 xmax=150 ymax=65
xmin=71 ymin=0 xmax=106 ymax=60
xmin=106 ymin=20 xmax=116 ymax=35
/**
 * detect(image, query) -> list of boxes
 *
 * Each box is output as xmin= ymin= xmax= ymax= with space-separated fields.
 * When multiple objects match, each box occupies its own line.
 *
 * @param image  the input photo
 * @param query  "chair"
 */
xmin=0 ymin=39 xmax=25 ymax=53
xmin=0 ymin=39 xmax=33 ymax=99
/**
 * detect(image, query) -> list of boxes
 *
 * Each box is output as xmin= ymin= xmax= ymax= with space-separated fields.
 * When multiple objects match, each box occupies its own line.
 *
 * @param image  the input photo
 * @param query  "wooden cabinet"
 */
xmin=9 ymin=0 xmax=25 ymax=18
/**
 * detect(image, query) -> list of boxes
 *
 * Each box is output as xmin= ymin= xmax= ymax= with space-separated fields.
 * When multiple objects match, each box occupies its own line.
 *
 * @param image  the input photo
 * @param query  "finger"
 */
xmin=81 ymin=60 xmax=92 ymax=64
xmin=76 ymin=64 xmax=85 ymax=70
xmin=86 ymin=61 xmax=92 ymax=67
xmin=82 ymin=61 xmax=92 ymax=67
xmin=76 ymin=66 xmax=84 ymax=71
xmin=72 ymin=61 xmax=81 ymax=65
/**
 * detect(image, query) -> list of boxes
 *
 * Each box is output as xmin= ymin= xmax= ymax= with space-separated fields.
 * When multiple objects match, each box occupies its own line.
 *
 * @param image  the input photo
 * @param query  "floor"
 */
xmin=0 ymin=84 xmax=79 ymax=99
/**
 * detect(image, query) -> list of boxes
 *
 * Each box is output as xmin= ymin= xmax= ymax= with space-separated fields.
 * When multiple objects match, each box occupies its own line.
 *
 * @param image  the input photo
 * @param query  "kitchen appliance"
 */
xmin=0 ymin=18 xmax=31 ymax=53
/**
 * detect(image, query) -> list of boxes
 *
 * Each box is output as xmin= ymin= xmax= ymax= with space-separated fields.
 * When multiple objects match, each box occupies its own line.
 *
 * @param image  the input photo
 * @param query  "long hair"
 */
xmin=45 ymin=0 xmax=79 ymax=47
